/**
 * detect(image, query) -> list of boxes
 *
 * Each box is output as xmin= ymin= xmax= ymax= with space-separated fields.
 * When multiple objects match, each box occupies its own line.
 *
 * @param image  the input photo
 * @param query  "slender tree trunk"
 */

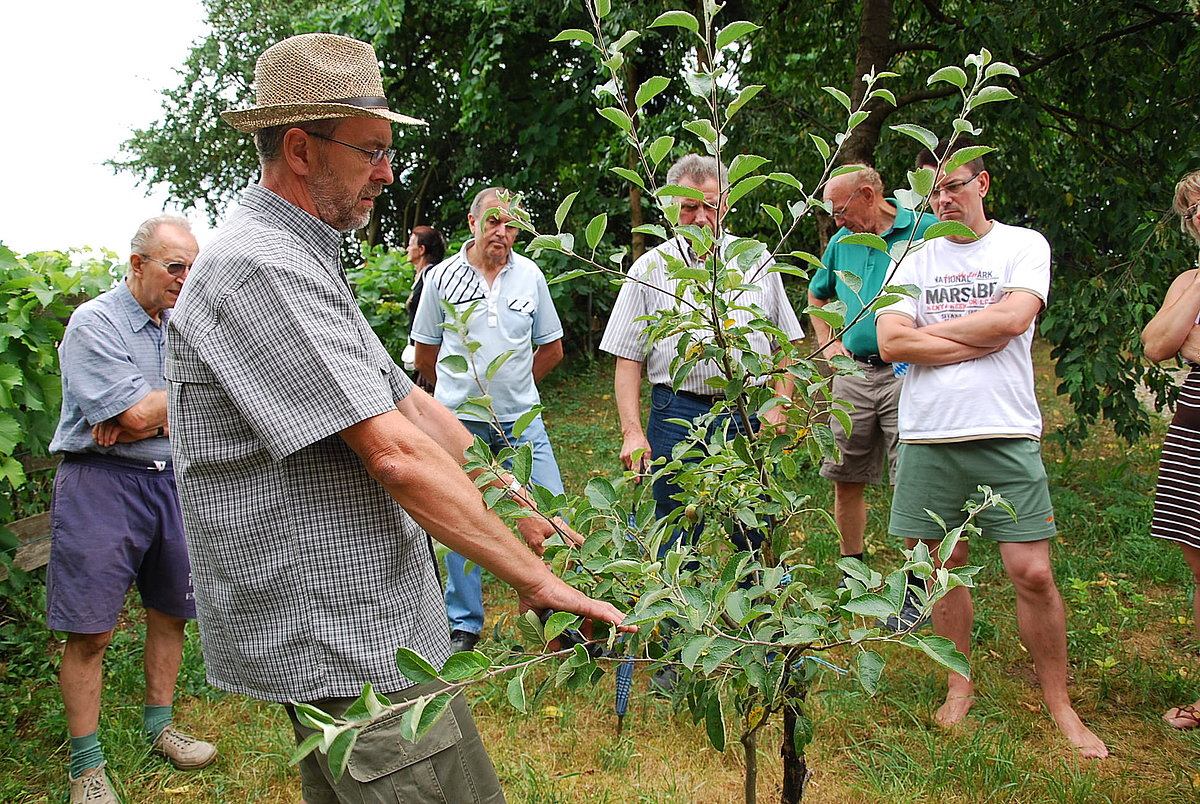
xmin=741 ymin=729 xmax=758 ymax=804
xmin=780 ymin=701 xmax=811 ymax=803
xmin=841 ymin=0 xmax=896 ymax=164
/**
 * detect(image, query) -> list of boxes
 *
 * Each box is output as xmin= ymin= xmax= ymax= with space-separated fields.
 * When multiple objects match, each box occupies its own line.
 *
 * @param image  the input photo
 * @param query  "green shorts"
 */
xmin=888 ymin=438 xmax=1056 ymax=543
xmin=286 ymin=681 xmax=505 ymax=804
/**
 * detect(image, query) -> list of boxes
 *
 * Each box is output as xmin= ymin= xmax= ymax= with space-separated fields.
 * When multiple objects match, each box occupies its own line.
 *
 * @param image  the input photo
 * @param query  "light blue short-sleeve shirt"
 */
xmin=411 ymin=241 xmax=563 ymax=422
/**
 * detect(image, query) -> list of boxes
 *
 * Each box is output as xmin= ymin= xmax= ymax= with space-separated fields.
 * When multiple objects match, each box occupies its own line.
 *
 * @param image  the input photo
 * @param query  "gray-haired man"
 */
xmin=167 ymin=33 xmax=627 ymax=803
xmin=48 ymin=215 xmax=215 ymax=804
xmin=600 ymin=154 xmax=804 ymax=548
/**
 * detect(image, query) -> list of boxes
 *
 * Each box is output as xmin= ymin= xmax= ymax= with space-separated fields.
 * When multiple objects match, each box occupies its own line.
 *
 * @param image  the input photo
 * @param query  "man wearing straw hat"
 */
xmin=166 ymin=33 xmax=627 ymax=802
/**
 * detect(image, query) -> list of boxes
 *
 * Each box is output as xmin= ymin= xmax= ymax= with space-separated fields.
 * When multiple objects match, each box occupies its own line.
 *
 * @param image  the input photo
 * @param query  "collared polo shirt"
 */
xmin=49 ymin=279 xmax=172 ymax=463
xmin=599 ymin=234 xmax=804 ymax=393
xmin=166 ymin=183 xmax=449 ymax=702
xmin=410 ymin=241 xmax=562 ymax=422
xmin=810 ymin=200 xmax=937 ymax=357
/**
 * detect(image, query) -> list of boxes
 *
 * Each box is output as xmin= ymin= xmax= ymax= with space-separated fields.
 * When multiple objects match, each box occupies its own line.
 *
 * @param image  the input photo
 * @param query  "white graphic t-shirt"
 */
xmin=878 ymin=221 xmax=1050 ymax=442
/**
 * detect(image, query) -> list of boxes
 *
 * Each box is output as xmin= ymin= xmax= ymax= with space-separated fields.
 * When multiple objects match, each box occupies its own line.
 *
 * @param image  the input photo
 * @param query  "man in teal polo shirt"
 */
xmin=808 ymin=165 xmax=936 ymax=627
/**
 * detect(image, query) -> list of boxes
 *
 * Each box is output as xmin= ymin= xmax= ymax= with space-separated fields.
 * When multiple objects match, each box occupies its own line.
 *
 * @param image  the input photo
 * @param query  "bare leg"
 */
xmin=999 ymin=540 xmax=1108 ymax=758
xmin=834 ymin=481 xmax=868 ymax=557
xmin=1164 ymin=545 xmax=1200 ymax=727
xmin=922 ymin=538 xmax=976 ymax=727
xmin=60 ymin=630 xmax=114 ymax=738
xmin=144 ymin=607 xmax=186 ymax=706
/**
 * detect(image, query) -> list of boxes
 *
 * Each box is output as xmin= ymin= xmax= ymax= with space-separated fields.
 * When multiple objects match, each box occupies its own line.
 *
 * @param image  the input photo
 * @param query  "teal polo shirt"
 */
xmin=809 ymin=200 xmax=937 ymax=357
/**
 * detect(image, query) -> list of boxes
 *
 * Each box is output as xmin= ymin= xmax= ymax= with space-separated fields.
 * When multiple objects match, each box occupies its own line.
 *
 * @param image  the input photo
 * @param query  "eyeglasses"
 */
xmin=1185 ymin=202 xmax=1199 ymax=222
xmin=832 ymin=186 xmax=865 ymax=218
xmin=931 ymin=171 xmax=983 ymax=197
xmin=308 ymin=132 xmax=396 ymax=166
xmin=141 ymin=255 xmax=191 ymax=276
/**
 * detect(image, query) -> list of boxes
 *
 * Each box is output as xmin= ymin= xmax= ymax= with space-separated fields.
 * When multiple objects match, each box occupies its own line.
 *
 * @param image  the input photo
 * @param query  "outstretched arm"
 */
xmin=341 ymin=408 xmax=627 ymax=630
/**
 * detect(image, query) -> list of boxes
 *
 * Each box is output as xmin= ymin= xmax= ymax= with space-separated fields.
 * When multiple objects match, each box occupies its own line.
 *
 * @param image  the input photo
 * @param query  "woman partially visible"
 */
xmin=402 ymin=225 xmax=446 ymax=392
xmin=1142 ymin=169 xmax=1200 ymax=730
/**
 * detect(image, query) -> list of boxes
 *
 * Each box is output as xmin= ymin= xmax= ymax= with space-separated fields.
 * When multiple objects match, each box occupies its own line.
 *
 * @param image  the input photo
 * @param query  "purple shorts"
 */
xmin=46 ymin=453 xmax=196 ymax=634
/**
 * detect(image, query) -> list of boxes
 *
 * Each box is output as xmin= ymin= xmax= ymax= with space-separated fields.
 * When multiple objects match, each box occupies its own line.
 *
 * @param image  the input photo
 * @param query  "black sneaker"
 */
xmin=879 ymin=587 xmax=930 ymax=632
xmin=650 ymin=666 xmax=678 ymax=695
xmin=449 ymin=629 xmax=480 ymax=653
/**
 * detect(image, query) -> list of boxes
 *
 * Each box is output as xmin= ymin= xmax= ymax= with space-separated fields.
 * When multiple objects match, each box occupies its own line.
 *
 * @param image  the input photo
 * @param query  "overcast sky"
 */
xmin=1 ymin=1 xmax=216 ymax=258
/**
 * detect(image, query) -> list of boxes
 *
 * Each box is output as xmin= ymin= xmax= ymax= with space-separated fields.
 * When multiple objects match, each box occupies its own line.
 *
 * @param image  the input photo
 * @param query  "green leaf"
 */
xmin=857 ymin=650 xmax=885 ymax=695
xmin=610 ymin=166 xmax=646 ymax=188
xmin=585 ymin=476 xmax=618 ymax=509
xmin=511 ymin=408 xmax=540 ymax=440
xmin=586 ymin=214 xmax=608 ymax=250
xmin=634 ymin=75 xmax=671 ymax=109
xmin=326 ymin=727 xmax=358 ymax=781
xmin=907 ymin=167 xmax=934 ymax=197
xmin=655 ymin=184 xmax=705 ymax=200
xmin=647 ymin=135 xmax=675 ymax=167
xmin=528 ymin=234 xmax=568 ymax=253
xmin=649 ymin=10 xmax=699 ymax=34
xmin=834 ymin=269 xmax=862 ymax=294
xmin=837 ymin=233 xmax=890 ymax=252
xmin=681 ymin=635 xmax=713 ymax=669
xmin=823 ymin=86 xmax=851 ymax=112
xmin=543 ymin=610 xmax=579 ymax=645
xmin=507 ymin=670 xmax=528 ymax=712
xmin=968 ymin=86 xmax=1017 ymax=110
xmin=705 ymin=693 xmax=727 ymax=752
xmin=943 ymin=145 xmax=995 ymax=175
xmin=728 ymin=154 xmax=770 ymax=184
xmin=715 ymin=20 xmax=760 ymax=49
xmin=394 ymin=647 xmax=440 ymax=683
xmin=791 ymin=712 xmax=814 ymax=755
xmin=292 ymin=702 xmax=336 ymax=730
xmin=727 ymin=84 xmax=764 ymax=118
xmin=554 ymin=191 xmax=579 ymax=231
xmin=632 ymin=224 xmax=668 ymax=239
xmin=789 ymin=250 xmax=825 ymax=268
xmin=809 ymin=133 xmax=831 ymax=161
xmin=910 ymin=635 xmax=971 ymax=678
xmin=870 ymin=87 xmax=897 ymax=107
xmin=511 ymin=445 xmax=533 ymax=487
xmin=848 ymin=110 xmax=869 ymax=130
xmin=598 ymin=106 xmax=633 ymax=133
xmin=438 ymin=354 xmax=469 ymax=374
xmin=0 ymin=413 xmax=20 ymax=455
xmin=595 ymin=0 xmax=611 ymax=19
xmin=762 ymin=204 xmax=784 ymax=228
xmin=551 ymin=29 xmax=595 ymax=46
xmin=611 ymin=30 xmax=640 ymax=52
xmin=985 ymin=61 xmax=1020 ymax=80
xmin=889 ymin=123 xmax=938 ymax=153
xmin=290 ymin=731 xmax=324 ymax=765
xmin=547 ymin=269 xmax=589 ymax=286
xmin=683 ymin=119 xmax=719 ymax=144
xmin=928 ymin=65 xmax=968 ymax=89
xmin=485 ymin=350 xmax=514 ymax=381
xmin=727 ymin=175 xmax=768 ymax=209
xmin=924 ymin=221 xmax=978 ymax=241
xmin=841 ymin=593 xmax=895 ymax=618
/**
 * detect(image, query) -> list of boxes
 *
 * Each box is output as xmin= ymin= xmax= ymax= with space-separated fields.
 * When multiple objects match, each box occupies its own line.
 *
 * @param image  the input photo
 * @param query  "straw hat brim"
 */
xmin=221 ymin=102 xmax=426 ymax=133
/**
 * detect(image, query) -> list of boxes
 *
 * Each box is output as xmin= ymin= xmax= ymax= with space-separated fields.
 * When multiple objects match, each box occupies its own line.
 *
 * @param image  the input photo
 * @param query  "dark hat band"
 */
xmin=327 ymin=96 xmax=389 ymax=108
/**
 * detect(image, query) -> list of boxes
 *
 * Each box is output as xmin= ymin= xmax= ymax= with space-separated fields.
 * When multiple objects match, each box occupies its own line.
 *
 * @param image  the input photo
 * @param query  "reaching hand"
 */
xmin=517 ymin=515 xmax=584 ymax=556
xmin=619 ymin=432 xmax=652 ymax=480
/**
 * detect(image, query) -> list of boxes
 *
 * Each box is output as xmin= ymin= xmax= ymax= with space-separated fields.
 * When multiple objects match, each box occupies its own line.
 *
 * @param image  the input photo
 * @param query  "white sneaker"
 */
xmin=69 ymin=762 xmax=119 ymax=804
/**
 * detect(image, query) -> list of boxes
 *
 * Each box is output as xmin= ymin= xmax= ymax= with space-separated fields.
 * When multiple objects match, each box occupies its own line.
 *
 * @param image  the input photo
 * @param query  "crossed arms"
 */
xmin=876 ymin=290 xmax=1043 ymax=366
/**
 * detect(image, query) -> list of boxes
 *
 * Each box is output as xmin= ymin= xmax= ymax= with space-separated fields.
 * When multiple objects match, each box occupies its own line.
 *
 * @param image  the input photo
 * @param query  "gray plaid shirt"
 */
xmin=166 ymin=184 xmax=450 ymax=702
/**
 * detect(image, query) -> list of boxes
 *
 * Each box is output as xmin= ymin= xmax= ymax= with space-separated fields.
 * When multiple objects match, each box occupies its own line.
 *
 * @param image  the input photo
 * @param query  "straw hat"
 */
xmin=221 ymin=33 xmax=425 ymax=133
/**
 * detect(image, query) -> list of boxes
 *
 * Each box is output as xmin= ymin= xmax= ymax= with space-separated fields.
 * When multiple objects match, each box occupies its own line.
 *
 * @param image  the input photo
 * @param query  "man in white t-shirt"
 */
xmin=875 ymin=140 xmax=1107 ymax=759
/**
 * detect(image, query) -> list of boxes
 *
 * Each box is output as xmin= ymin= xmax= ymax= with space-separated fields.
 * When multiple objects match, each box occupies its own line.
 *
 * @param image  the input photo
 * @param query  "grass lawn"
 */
xmin=4 ymin=339 xmax=1200 ymax=802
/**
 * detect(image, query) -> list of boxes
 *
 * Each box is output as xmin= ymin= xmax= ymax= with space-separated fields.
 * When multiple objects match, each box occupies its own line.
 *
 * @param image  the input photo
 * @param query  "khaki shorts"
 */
xmin=888 ymin=438 xmax=1056 ymax=543
xmin=819 ymin=366 xmax=903 ymax=485
xmin=286 ymin=681 xmax=505 ymax=804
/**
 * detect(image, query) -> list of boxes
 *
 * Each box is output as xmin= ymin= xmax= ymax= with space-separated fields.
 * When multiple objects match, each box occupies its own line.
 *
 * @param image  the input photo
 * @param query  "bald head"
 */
xmin=823 ymin=164 xmax=894 ymax=235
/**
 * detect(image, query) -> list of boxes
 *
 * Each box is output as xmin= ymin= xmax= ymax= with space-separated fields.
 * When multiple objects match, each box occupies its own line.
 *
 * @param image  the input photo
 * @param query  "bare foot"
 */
xmin=1050 ymin=706 xmax=1109 ymax=758
xmin=1163 ymin=702 xmax=1200 ymax=730
xmin=935 ymin=694 xmax=975 ymax=728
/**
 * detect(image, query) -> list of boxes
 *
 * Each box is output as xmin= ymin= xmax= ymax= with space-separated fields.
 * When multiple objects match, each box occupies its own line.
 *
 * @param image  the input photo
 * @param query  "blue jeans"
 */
xmin=444 ymin=414 xmax=564 ymax=635
xmin=646 ymin=384 xmax=765 ymax=554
